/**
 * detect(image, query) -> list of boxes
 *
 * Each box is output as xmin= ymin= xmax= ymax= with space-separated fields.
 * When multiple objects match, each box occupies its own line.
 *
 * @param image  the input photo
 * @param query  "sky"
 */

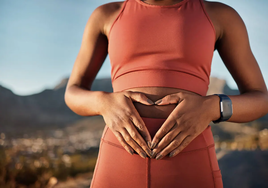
xmin=0 ymin=0 xmax=267 ymax=96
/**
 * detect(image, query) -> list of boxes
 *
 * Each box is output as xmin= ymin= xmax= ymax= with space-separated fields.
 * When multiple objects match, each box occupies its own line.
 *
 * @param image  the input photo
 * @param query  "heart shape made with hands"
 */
xmin=147 ymin=92 xmax=215 ymax=160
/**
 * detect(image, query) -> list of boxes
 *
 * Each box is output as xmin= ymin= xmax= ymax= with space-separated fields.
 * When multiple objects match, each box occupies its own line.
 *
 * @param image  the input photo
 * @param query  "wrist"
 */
xmin=204 ymin=94 xmax=221 ymax=122
xmin=95 ymin=91 xmax=110 ymax=116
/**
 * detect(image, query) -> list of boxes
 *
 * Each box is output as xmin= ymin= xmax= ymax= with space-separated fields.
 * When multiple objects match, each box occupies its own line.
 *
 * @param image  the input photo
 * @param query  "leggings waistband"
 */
xmin=101 ymin=117 xmax=215 ymax=153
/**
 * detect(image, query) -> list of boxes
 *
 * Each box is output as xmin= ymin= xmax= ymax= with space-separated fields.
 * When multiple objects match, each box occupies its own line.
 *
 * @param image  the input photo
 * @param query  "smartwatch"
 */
xmin=212 ymin=94 xmax=233 ymax=124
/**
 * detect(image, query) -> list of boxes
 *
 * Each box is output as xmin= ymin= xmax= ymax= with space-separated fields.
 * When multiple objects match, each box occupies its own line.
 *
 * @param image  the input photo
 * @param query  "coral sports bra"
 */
xmin=108 ymin=0 xmax=216 ymax=96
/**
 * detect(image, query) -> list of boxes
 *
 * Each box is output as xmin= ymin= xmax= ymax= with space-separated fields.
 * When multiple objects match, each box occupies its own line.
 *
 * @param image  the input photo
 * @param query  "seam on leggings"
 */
xmin=206 ymin=147 xmax=217 ymax=188
xmin=101 ymin=126 xmax=109 ymax=139
xmin=101 ymin=138 xmax=125 ymax=150
xmin=201 ymin=126 xmax=209 ymax=146
xmin=146 ymin=158 xmax=150 ymax=188
xmin=101 ymin=138 xmax=215 ymax=154
xmin=90 ymin=139 xmax=104 ymax=188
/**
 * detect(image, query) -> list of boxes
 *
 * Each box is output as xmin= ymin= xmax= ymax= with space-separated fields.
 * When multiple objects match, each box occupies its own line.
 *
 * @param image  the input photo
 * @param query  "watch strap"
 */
xmin=212 ymin=94 xmax=233 ymax=124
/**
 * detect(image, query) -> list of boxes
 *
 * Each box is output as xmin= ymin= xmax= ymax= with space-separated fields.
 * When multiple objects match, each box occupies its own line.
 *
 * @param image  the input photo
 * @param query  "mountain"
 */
xmin=207 ymin=77 xmax=240 ymax=95
xmin=0 ymin=76 xmax=267 ymax=136
xmin=0 ymin=78 xmax=112 ymax=136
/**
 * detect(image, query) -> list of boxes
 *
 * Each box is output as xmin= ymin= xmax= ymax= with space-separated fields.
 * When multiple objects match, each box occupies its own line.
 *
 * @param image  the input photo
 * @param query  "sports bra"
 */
xmin=107 ymin=0 xmax=216 ymax=96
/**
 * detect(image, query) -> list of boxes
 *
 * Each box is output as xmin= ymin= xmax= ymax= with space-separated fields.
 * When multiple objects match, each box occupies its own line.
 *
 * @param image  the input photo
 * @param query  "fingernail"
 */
xmin=155 ymin=154 xmax=162 ymax=160
xmin=154 ymin=99 xmax=162 ymax=105
xmin=147 ymin=99 xmax=154 ymax=105
xmin=146 ymin=149 xmax=152 ymax=156
xmin=169 ymin=152 xmax=175 ymax=158
xmin=150 ymin=151 xmax=154 ymax=158
xmin=141 ymin=152 xmax=147 ymax=159
xmin=151 ymin=142 xmax=157 ymax=149
xmin=129 ymin=149 xmax=134 ymax=155
xmin=147 ymin=141 xmax=152 ymax=148
xmin=151 ymin=151 xmax=156 ymax=158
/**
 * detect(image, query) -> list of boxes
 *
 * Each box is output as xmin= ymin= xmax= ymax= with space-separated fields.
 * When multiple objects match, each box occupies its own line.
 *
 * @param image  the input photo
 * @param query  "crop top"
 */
xmin=107 ymin=0 xmax=216 ymax=96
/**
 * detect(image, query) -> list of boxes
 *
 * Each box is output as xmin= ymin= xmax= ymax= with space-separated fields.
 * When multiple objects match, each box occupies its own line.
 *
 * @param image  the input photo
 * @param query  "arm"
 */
xmin=207 ymin=2 xmax=268 ymax=123
xmin=64 ymin=5 xmax=109 ymax=117
xmin=148 ymin=2 xmax=268 ymax=159
xmin=64 ymin=3 xmax=154 ymax=158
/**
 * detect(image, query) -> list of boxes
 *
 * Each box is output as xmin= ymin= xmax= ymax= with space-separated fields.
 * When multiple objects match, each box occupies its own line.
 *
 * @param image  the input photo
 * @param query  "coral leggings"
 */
xmin=90 ymin=117 xmax=223 ymax=188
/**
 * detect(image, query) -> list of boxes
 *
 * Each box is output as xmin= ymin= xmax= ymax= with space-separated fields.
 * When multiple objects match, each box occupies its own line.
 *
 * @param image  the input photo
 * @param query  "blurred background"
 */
xmin=0 ymin=0 xmax=268 ymax=187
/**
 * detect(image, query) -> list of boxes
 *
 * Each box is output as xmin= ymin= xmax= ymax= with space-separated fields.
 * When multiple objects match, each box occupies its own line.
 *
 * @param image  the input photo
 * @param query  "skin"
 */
xmin=64 ymin=0 xmax=268 ymax=160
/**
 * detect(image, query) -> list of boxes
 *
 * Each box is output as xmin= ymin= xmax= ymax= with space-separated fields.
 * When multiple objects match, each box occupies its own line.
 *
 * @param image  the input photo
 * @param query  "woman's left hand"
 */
xmin=150 ymin=91 xmax=219 ymax=160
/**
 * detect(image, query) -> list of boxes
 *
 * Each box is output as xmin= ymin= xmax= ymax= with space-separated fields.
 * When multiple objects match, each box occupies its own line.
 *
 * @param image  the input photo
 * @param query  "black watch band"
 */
xmin=212 ymin=94 xmax=233 ymax=124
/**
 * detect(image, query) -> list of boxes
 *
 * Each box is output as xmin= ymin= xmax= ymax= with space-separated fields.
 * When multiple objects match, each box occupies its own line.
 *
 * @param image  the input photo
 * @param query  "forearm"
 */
xmin=64 ymin=85 xmax=107 ymax=116
xmin=206 ymin=90 xmax=268 ymax=123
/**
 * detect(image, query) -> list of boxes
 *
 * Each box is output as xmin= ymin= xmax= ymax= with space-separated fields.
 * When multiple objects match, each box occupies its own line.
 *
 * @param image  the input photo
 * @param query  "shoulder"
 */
xmin=95 ymin=1 xmax=125 ymax=15
xmin=203 ymin=1 xmax=247 ymax=41
xmin=91 ymin=1 xmax=125 ymax=36
xmin=203 ymin=0 xmax=240 ymax=16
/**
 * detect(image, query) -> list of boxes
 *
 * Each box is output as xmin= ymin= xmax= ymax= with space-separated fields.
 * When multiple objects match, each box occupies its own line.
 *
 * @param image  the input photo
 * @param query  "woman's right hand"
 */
xmin=99 ymin=91 xmax=154 ymax=158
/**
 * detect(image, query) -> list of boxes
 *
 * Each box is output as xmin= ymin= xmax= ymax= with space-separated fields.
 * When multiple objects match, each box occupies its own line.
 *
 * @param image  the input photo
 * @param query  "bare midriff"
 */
xmin=124 ymin=87 xmax=202 ymax=119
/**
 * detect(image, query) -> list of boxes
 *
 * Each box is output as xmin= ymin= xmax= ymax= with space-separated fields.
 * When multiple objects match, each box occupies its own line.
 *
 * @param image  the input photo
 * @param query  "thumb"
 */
xmin=155 ymin=93 xmax=182 ymax=105
xmin=127 ymin=91 xmax=154 ymax=105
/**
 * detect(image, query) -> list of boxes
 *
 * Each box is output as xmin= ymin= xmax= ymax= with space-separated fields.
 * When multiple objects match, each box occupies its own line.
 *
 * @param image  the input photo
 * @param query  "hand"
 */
xmin=150 ymin=92 xmax=218 ymax=160
xmin=99 ymin=91 xmax=154 ymax=158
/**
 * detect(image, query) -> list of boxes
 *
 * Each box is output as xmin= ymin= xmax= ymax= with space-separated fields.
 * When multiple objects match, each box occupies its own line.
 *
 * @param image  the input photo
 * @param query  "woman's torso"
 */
xmin=102 ymin=0 xmax=221 ymax=119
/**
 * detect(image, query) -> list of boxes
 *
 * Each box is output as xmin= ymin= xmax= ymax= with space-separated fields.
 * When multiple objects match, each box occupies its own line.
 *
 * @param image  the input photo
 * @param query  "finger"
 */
xmin=125 ymin=119 xmax=153 ymax=158
xmin=159 ymin=135 xmax=193 ymax=160
xmin=113 ymin=131 xmax=134 ymax=155
xmin=154 ymin=93 xmax=183 ymax=105
xmin=130 ymin=113 xmax=152 ymax=147
xmin=151 ymin=118 xmax=177 ymax=149
xmin=151 ymin=124 xmax=181 ymax=158
xmin=125 ymin=91 xmax=154 ymax=105
xmin=120 ymin=128 xmax=148 ymax=159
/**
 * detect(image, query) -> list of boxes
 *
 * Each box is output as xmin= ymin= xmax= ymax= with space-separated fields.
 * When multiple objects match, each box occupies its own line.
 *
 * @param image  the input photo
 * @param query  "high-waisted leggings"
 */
xmin=90 ymin=117 xmax=223 ymax=188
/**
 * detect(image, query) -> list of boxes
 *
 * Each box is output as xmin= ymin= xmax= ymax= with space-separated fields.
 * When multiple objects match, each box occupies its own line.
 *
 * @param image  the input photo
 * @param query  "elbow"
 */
xmin=64 ymin=86 xmax=74 ymax=112
xmin=64 ymin=86 xmax=87 ymax=117
xmin=265 ymin=91 xmax=268 ymax=115
xmin=259 ymin=89 xmax=268 ymax=116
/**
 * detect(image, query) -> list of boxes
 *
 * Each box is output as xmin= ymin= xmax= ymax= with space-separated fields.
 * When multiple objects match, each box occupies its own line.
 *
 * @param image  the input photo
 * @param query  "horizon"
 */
xmin=0 ymin=0 xmax=267 ymax=96
xmin=0 ymin=75 xmax=233 ymax=96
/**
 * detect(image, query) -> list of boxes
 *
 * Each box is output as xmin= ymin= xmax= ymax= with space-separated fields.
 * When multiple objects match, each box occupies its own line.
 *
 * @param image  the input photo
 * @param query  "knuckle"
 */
xmin=125 ymin=135 xmax=131 ymax=142
xmin=124 ymin=110 xmax=134 ymax=117
xmin=183 ymin=140 xmax=190 ymax=147
xmin=136 ymin=93 xmax=143 ymax=99
xmin=165 ymin=95 xmax=171 ymax=101
xmin=172 ymin=140 xmax=180 ymax=146
xmin=136 ymin=123 xmax=144 ymax=130
xmin=116 ymin=135 xmax=124 ymax=142
xmin=139 ymin=142 xmax=147 ymax=148
xmin=131 ymin=132 xmax=138 ymax=140
xmin=124 ymin=91 xmax=132 ymax=96
xmin=109 ymin=122 xmax=118 ymax=130
xmin=164 ymin=135 xmax=173 ymax=143
xmin=161 ymin=127 xmax=168 ymax=134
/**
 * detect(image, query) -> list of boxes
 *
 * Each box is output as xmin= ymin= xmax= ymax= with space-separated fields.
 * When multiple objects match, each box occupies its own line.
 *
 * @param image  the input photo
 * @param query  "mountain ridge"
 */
xmin=0 ymin=76 xmax=267 ymax=136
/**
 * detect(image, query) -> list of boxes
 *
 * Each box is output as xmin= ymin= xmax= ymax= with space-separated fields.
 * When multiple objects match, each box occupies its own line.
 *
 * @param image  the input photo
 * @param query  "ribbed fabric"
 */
xmin=108 ymin=0 xmax=216 ymax=96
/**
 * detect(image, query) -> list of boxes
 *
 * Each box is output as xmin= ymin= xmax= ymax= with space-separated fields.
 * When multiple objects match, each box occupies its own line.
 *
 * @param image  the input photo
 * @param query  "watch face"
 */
xmin=221 ymin=100 xmax=233 ymax=119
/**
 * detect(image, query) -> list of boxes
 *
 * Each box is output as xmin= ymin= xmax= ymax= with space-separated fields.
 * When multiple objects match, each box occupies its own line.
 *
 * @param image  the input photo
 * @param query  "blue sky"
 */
xmin=0 ymin=0 xmax=267 ymax=96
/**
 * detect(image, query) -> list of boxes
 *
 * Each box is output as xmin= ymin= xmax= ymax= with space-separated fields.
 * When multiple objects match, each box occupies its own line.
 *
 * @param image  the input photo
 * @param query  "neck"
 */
xmin=142 ymin=0 xmax=184 ymax=6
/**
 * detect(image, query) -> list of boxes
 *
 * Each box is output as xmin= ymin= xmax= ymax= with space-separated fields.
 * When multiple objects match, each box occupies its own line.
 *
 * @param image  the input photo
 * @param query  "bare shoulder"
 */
xmin=92 ymin=1 xmax=125 ymax=37
xmin=203 ymin=1 xmax=246 ymax=41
